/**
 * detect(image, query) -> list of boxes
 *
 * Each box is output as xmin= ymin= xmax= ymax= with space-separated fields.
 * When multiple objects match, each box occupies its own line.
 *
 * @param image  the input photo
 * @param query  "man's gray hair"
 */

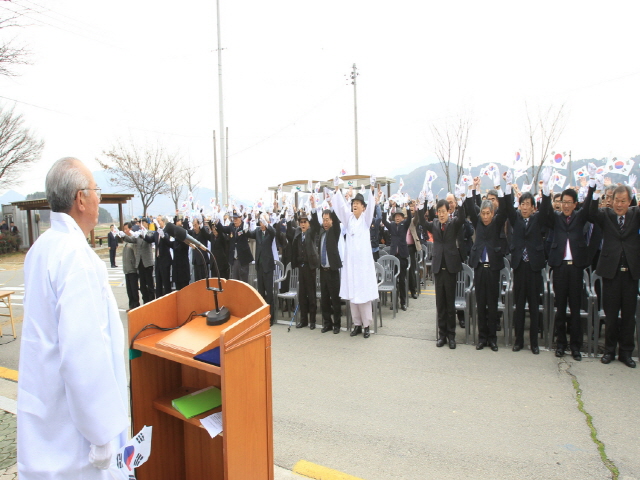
xmin=480 ymin=199 xmax=495 ymax=213
xmin=156 ymin=215 xmax=166 ymax=224
xmin=487 ymin=189 xmax=499 ymax=198
xmin=45 ymin=157 xmax=88 ymax=213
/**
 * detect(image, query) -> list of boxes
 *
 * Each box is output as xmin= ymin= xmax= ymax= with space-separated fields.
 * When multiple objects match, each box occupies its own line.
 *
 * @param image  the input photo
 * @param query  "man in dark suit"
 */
xmin=107 ymin=224 xmax=118 ymax=268
xmin=248 ymin=213 xmax=277 ymax=325
xmin=189 ymin=216 xmax=212 ymax=282
xmin=291 ymin=210 xmax=320 ymax=329
xmin=170 ymin=218 xmax=191 ymax=290
xmin=505 ymin=169 xmax=551 ymax=354
xmin=153 ymin=216 xmax=173 ymax=297
xmin=209 ymin=221 xmax=230 ymax=279
xmin=381 ymin=205 xmax=411 ymax=311
xmin=544 ymin=166 xmax=595 ymax=361
xmin=419 ymin=190 xmax=466 ymax=348
xmin=466 ymin=173 xmax=508 ymax=352
xmin=217 ymin=212 xmax=253 ymax=283
xmin=311 ymin=197 xmax=343 ymax=334
xmin=589 ymin=184 xmax=639 ymax=368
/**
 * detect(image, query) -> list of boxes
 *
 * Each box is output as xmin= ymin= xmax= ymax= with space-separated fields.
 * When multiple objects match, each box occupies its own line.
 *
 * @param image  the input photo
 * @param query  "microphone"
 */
xmin=164 ymin=223 xmax=206 ymax=251
xmin=165 ymin=222 xmax=231 ymax=326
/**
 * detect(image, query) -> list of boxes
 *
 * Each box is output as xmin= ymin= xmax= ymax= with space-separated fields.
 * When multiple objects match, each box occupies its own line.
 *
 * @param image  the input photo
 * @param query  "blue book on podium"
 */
xmin=193 ymin=346 xmax=221 ymax=366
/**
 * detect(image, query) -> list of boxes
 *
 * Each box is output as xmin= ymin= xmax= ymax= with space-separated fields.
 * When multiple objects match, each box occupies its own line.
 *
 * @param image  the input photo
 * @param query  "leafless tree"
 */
xmin=0 ymin=104 xmax=44 ymax=188
xmin=167 ymin=163 xmax=186 ymax=213
xmin=0 ymin=14 xmax=30 ymax=77
xmin=98 ymin=139 xmax=179 ymax=216
xmin=431 ymin=114 xmax=472 ymax=193
xmin=184 ymin=160 xmax=201 ymax=209
xmin=523 ymin=102 xmax=567 ymax=186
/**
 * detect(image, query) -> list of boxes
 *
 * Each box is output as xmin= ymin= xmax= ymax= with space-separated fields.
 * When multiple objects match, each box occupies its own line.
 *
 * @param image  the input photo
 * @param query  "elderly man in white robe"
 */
xmin=333 ymin=185 xmax=381 ymax=338
xmin=18 ymin=157 xmax=129 ymax=479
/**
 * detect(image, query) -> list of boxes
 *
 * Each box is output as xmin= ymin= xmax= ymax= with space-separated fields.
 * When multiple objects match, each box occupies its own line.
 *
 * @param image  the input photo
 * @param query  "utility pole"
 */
xmin=349 ymin=63 xmax=359 ymax=175
xmin=216 ymin=0 xmax=227 ymax=204
xmin=213 ymin=130 xmax=218 ymax=202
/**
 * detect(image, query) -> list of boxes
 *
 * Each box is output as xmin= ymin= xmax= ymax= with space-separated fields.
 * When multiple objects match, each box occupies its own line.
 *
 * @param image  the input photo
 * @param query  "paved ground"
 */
xmin=1 ymin=248 xmax=639 ymax=479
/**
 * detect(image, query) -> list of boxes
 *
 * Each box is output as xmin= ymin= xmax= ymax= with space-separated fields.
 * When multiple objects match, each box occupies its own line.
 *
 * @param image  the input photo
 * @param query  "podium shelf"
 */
xmin=133 ymin=330 xmax=222 ymax=375
xmin=153 ymin=386 xmax=223 ymax=434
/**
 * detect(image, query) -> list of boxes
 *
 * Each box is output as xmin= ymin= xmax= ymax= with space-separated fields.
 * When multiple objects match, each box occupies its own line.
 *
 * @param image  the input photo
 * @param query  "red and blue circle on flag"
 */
xmin=554 ymin=153 xmax=563 ymax=164
xmin=614 ymin=160 xmax=625 ymax=170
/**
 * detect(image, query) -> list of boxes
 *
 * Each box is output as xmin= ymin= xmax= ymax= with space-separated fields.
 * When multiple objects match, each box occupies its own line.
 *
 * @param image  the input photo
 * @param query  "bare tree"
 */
xmin=167 ymin=163 xmax=185 ymax=213
xmin=184 ymin=160 xmax=201 ymax=209
xmin=431 ymin=114 xmax=472 ymax=193
xmin=98 ymin=139 xmax=178 ymax=216
xmin=0 ymin=14 xmax=30 ymax=77
xmin=523 ymin=102 xmax=567 ymax=186
xmin=0 ymin=104 xmax=44 ymax=188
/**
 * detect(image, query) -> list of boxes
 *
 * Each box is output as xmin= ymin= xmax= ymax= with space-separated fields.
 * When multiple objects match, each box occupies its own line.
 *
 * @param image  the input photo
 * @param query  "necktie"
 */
xmin=321 ymin=233 xmax=327 ymax=266
xmin=619 ymin=216 xmax=624 ymax=231
xmin=481 ymin=247 xmax=487 ymax=263
xmin=522 ymin=218 xmax=529 ymax=262
xmin=441 ymin=223 xmax=445 ymax=232
xmin=302 ymin=233 xmax=306 ymax=244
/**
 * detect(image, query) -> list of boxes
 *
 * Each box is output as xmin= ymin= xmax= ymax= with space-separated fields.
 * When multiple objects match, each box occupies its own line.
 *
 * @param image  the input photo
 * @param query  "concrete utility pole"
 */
xmin=350 ymin=63 xmax=359 ymax=175
xmin=213 ymin=130 xmax=218 ymax=201
xmin=216 ymin=0 xmax=227 ymax=204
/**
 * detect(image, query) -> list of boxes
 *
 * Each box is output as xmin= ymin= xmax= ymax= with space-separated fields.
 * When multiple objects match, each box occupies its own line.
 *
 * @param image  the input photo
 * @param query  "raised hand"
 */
xmin=587 ymin=162 xmax=597 ymax=177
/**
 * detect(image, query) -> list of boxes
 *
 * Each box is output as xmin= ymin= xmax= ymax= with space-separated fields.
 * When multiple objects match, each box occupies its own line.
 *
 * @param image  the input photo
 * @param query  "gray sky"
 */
xmin=2 ymin=0 xmax=639 ymax=202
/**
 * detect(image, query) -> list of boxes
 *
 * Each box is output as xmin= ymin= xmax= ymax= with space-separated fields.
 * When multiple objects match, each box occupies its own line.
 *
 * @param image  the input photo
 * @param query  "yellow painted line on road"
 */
xmin=0 ymin=367 xmax=18 ymax=382
xmin=293 ymin=460 xmax=367 ymax=480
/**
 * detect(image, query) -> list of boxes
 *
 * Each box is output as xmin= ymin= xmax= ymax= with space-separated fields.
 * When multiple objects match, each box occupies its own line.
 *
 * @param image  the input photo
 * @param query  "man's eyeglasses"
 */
xmin=81 ymin=187 xmax=102 ymax=200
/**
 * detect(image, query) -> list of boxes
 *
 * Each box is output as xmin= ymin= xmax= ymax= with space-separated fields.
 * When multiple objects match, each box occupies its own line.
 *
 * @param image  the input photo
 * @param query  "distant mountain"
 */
xmin=392 ymin=155 xmax=640 ymax=200
xmin=0 ymin=190 xmax=25 ymax=205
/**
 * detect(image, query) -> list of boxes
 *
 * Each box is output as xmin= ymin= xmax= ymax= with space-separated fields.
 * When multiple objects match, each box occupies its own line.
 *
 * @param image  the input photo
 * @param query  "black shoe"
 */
xmin=512 ymin=344 xmax=522 ymax=352
xmin=488 ymin=341 xmax=498 ymax=351
xmin=459 ymin=319 xmax=465 ymax=329
xmin=363 ymin=327 xmax=370 ymax=338
xmin=270 ymin=318 xmax=275 ymax=326
xmin=476 ymin=342 xmax=486 ymax=350
xmin=601 ymin=353 xmax=614 ymax=364
xmin=321 ymin=325 xmax=332 ymax=333
xmin=531 ymin=346 xmax=540 ymax=355
xmin=401 ymin=304 xmax=407 ymax=311
xmin=333 ymin=326 xmax=340 ymax=334
xmin=436 ymin=338 xmax=447 ymax=348
xmin=496 ymin=323 xmax=502 ymax=332
xmin=619 ymin=356 xmax=636 ymax=368
xmin=411 ymin=293 xmax=418 ymax=299
xmin=350 ymin=326 xmax=362 ymax=337
xmin=572 ymin=351 xmax=582 ymax=361
xmin=309 ymin=323 xmax=316 ymax=330
xmin=555 ymin=348 xmax=565 ymax=358
xmin=449 ymin=339 xmax=456 ymax=349
xmin=295 ymin=322 xmax=308 ymax=329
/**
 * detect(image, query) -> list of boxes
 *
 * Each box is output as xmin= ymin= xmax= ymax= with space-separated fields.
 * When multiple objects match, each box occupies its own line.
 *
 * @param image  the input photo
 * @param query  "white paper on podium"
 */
xmin=109 ymin=425 xmax=153 ymax=480
xmin=200 ymin=412 xmax=223 ymax=438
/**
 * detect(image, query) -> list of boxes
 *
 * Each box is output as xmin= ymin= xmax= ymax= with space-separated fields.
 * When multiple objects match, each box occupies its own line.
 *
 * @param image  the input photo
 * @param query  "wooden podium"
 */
xmin=128 ymin=279 xmax=274 ymax=480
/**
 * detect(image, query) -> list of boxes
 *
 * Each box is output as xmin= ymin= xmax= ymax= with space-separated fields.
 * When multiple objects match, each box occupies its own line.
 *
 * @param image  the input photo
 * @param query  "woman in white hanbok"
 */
xmin=333 ymin=186 xmax=380 ymax=338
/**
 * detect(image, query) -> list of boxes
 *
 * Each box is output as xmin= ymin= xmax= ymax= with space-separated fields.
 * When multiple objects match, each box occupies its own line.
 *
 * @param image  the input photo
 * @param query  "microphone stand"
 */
xmin=193 ymin=241 xmax=230 ymax=326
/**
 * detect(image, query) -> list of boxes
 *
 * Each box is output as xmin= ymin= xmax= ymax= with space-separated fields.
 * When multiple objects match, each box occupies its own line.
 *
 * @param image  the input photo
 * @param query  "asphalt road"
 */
xmin=1 ymin=249 xmax=638 ymax=480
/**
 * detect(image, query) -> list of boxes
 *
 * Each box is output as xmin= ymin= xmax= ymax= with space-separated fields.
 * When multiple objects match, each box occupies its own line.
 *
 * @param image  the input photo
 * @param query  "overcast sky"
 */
xmin=1 ymin=0 xmax=639 ymax=202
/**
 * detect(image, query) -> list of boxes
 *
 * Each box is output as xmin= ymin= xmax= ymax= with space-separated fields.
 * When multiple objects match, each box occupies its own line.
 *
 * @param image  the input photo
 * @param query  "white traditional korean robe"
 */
xmin=333 ymin=189 xmax=378 ymax=304
xmin=18 ymin=212 xmax=128 ymax=479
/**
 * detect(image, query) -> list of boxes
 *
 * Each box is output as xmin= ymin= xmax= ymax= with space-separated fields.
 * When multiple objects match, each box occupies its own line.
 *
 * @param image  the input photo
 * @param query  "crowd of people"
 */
xmin=109 ymin=162 xmax=637 ymax=368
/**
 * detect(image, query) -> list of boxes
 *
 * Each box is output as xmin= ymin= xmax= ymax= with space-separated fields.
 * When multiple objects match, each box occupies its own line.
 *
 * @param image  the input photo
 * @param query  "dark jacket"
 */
xmin=369 ymin=204 xmax=382 ymax=249
xmin=506 ymin=192 xmax=551 ymax=272
xmin=291 ymin=222 xmax=320 ymax=270
xmin=153 ymin=230 xmax=173 ymax=269
xmin=311 ymin=210 xmax=342 ymax=270
xmin=210 ymin=230 xmax=230 ymax=275
xmin=589 ymin=198 xmax=640 ymax=280
xmin=382 ymin=208 xmax=412 ymax=258
xmin=188 ymin=227 xmax=212 ymax=266
xmin=248 ymin=224 xmax=276 ymax=274
xmin=419 ymin=202 xmax=466 ymax=274
xmin=216 ymin=221 xmax=254 ymax=266
xmin=466 ymin=194 xmax=508 ymax=271
xmin=107 ymin=231 xmax=118 ymax=249
xmin=544 ymin=186 xmax=594 ymax=269
xmin=170 ymin=237 xmax=191 ymax=283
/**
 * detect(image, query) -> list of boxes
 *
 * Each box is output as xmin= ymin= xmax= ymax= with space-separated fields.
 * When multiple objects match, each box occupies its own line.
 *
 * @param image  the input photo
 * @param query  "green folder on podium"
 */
xmin=172 ymin=386 xmax=222 ymax=419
